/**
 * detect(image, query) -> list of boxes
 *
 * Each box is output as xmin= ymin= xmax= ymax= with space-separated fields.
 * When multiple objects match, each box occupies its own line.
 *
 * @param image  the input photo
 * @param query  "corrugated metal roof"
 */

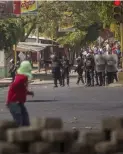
xmin=17 ymin=42 xmax=56 ymax=52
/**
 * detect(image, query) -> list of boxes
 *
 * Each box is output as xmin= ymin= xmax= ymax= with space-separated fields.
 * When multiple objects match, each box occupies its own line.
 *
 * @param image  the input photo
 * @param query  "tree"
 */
xmin=0 ymin=18 xmax=21 ymax=50
xmin=0 ymin=1 xmax=116 ymax=51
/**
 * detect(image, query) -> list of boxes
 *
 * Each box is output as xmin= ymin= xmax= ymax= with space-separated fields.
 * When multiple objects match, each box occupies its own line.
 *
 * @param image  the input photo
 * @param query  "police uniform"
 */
xmin=105 ymin=53 xmax=118 ymax=84
xmin=75 ymin=57 xmax=84 ymax=85
xmin=61 ymin=58 xmax=70 ymax=86
xmin=94 ymin=53 xmax=106 ymax=86
xmin=85 ymin=54 xmax=95 ymax=86
xmin=52 ymin=56 xmax=62 ymax=87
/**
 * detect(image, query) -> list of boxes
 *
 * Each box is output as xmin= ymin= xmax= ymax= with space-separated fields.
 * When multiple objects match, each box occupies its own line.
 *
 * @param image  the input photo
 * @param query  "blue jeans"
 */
xmin=8 ymin=103 xmax=30 ymax=126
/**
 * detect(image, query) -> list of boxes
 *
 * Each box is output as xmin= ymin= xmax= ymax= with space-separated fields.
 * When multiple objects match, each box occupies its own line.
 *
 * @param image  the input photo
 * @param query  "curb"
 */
xmin=31 ymin=82 xmax=53 ymax=85
xmin=0 ymin=84 xmax=10 ymax=88
xmin=32 ymin=74 xmax=77 ymax=80
xmin=108 ymin=83 xmax=123 ymax=88
xmin=0 ymin=76 xmax=77 ymax=88
xmin=0 ymin=82 xmax=53 ymax=88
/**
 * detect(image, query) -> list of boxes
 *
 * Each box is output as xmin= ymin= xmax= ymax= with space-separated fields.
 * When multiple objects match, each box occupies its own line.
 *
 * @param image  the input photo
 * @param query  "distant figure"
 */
xmin=94 ymin=50 xmax=106 ymax=86
xmin=61 ymin=57 xmax=70 ymax=87
xmin=85 ymin=53 xmax=95 ymax=86
xmin=75 ymin=57 xmax=84 ymax=85
xmin=9 ymin=59 xmax=16 ymax=82
xmin=105 ymin=51 xmax=118 ymax=84
xmin=51 ymin=55 xmax=62 ymax=88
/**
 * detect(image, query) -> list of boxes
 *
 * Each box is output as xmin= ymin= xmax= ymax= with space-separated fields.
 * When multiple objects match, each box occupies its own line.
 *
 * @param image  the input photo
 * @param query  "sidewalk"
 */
xmin=108 ymin=82 xmax=123 ymax=88
xmin=32 ymin=70 xmax=77 ymax=80
xmin=0 ymin=70 xmax=78 ymax=87
xmin=0 ymin=78 xmax=54 ymax=87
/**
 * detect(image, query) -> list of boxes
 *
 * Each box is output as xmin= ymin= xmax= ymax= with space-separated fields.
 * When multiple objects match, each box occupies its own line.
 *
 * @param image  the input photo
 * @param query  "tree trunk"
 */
xmin=20 ymin=21 xmax=37 ymax=42
xmin=70 ymin=47 xmax=76 ymax=65
xmin=22 ymin=23 xmax=37 ymax=42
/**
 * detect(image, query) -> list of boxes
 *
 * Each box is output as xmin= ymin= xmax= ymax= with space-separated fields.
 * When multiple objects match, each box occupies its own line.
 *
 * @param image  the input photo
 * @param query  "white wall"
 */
xmin=0 ymin=50 xmax=5 ymax=78
xmin=0 ymin=50 xmax=4 ymax=67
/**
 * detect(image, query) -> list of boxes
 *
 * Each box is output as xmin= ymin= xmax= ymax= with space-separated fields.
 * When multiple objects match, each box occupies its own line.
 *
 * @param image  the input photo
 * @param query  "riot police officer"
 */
xmin=75 ymin=57 xmax=84 ymax=85
xmin=51 ymin=55 xmax=62 ymax=87
xmin=94 ymin=50 xmax=106 ymax=86
xmin=85 ymin=53 xmax=95 ymax=86
xmin=105 ymin=51 xmax=118 ymax=84
xmin=61 ymin=57 xmax=70 ymax=86
xmin=94 ymin=50 xmax=99 ymax=85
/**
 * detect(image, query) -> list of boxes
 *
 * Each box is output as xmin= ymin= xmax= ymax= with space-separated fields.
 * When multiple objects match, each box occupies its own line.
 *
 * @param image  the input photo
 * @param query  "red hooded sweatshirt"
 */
xmin=6 ymin=74 xmax=30 ymax=104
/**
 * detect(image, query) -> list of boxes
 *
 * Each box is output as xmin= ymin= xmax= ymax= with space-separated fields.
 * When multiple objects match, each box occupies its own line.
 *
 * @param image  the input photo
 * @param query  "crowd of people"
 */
xmin=51 ymin=47 xmax=119 ymax=88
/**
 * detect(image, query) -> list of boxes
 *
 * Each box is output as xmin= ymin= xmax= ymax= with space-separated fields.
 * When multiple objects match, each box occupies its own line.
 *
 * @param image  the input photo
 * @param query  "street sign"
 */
xmin=21 ymin=0 xmax=38 ymax=14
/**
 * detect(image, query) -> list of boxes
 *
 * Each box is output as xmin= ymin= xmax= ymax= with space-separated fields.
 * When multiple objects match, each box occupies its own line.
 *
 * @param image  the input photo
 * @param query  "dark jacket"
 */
xmin=85 ymin=55 xmax=95 ymax=70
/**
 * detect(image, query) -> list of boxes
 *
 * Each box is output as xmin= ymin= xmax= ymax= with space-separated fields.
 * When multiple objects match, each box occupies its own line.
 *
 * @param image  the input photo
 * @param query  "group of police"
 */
xmin=51 ymin=50 xmax=118 ymax=87
xmin=51 ymin=55 xmax=70 ymax=87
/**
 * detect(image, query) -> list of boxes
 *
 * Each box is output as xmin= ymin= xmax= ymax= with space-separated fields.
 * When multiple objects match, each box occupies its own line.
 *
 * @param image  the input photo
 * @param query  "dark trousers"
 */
xmin=97 ymin=72 xmax=105 ymax=86
xmin=61 ymin=72 xmax=69 ymax=86
xmin=53 ymin=72 xmax=62 ymax=87
xmin=8 ymin=103 xmax=30 ymax=127
xmin=95 ymin=71 xmax=99 ymax=85
xmin=86 ymin=70 xmax=94 ymax=86
xmin=77 ymin=71 xmax=84 ymax=84
xmin=107 ymin=72 xmax=114 ymax=84
xmin=113 ymin=72 xmax=118 ymax=82
xmin=11 ymin=72 xmax=15 ymax=82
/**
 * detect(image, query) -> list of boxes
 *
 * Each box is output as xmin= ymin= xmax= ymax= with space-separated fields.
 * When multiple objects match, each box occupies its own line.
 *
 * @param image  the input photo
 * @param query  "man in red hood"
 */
xmin=6 ymin=60 xmax=34 ymax=126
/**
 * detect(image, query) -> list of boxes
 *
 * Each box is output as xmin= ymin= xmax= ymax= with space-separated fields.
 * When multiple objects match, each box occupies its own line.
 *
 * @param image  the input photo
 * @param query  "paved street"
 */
xmin=0 ymin=79 xmax=123 ymax=131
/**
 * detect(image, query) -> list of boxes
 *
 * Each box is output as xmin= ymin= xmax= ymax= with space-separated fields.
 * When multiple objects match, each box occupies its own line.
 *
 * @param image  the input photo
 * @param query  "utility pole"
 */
xmin=36 ymin=24 xmax=39 ymax=43
xmin=36 ymin=24 xmax=41 ymax=72
xmin=120 ymin=23 xmax=123 ymax=67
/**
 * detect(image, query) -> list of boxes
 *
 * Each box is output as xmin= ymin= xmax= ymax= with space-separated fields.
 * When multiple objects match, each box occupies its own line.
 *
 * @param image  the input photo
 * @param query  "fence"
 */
xmin=0 ymin=117 xmax=123 ymax=154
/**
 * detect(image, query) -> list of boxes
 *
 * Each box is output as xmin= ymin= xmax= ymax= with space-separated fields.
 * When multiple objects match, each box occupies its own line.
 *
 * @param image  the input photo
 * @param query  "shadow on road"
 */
xmin=27 ymin=99 xmax=58 ymax=103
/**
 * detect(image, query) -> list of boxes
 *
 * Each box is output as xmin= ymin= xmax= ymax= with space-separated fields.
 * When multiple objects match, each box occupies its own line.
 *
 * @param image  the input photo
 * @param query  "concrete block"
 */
xmin=0 ymin=129 xmax=8 ymax=141
xmin=50 ymin=153 xmax=61 ymax=154
xmin=0 ymin=120 xmax=17 ymax=141
xmin=111 ymin=129 xmax=123 ymax=143
xmin=41 ymin=130 xmax=74 ymax=142
xmin=82 ymin=131 xmax=105 ymax=145
xmin=0 ymin=142 xmax=20 ymax=154
xmin=72 ymin=129 xmax=79 ymax=140
xmin=31 ymin=117 xmax=63 ymax=129
xmin=17 ymin=143 xmax=30 ymax=153
xmin=51 ymin=141 xmax=73 ymax=153
xmin=0 ymin=120 xmax=17 ymax=129
xmin=7 ymin=127 xmax=40 ymax=143
xmin=70 ymin=142 xmax=89 ymax=154
xmin=29 ymin=142 xmax=53 ymax=154
xmin=102 ymin=117 xmax=123 ymax=131
xmin=95 ymin=141 xmax=117 ymax=153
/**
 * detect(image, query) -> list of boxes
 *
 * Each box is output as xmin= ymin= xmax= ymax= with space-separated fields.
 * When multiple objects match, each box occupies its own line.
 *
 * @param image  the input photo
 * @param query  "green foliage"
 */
xmin=0 ymin=19 xmax=21 ymax=50
xmin=57 ymin=30 xmax=86 ymax=47
xmin=0 ymin=1 xmax=119 ymax=51
xmin=91 ymin=1 xmax=114 ymax=27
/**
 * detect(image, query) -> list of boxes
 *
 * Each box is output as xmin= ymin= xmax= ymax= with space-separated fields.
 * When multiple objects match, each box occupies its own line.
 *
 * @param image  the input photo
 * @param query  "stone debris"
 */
xmin=31 ymin=117 xmax=63 ymax=129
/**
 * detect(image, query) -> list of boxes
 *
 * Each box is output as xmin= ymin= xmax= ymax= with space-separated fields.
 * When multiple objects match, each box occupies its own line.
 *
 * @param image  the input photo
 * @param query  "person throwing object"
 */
xmin=6 ymin=60 xmax=34 ymax=126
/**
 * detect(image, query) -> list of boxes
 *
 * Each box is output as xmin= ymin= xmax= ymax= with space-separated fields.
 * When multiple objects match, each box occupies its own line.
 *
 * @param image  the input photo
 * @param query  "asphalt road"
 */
xmin=0 ymin=79 xmax=123 ymax=131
